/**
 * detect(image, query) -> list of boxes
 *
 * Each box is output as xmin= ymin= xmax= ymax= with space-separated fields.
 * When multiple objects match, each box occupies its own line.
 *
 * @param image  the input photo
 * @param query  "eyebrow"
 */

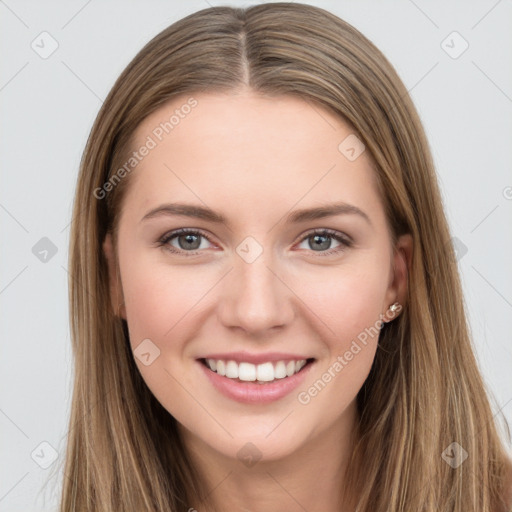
xmin=140 ymin=201 xmax=371 ymax=226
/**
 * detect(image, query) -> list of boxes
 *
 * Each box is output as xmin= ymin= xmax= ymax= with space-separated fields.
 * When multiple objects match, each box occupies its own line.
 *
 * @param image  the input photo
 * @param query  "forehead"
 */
xmin=134 ymin=90 xmax=355 ymax=158
xmin=121 ymin=91 xmax=384 ymax=229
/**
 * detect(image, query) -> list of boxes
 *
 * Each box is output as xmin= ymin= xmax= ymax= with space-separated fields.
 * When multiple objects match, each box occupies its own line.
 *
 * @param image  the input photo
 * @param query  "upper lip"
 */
xmin=198 ymin=351 xmax=314 ymax=365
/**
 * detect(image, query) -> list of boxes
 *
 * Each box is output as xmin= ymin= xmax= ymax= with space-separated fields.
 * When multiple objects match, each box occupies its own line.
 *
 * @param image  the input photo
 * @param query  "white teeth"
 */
xmin=225 ymin=360 xmax=239 ymax=379
xmin=205 ymin=358 xmax=309 ymax=382
xmin=216 ymin=360 xmax=226 ymax=376
xmin=239 ymin=362 xmax=256 ymax=381
xmin=295 ymin=360 xmax=306 ymax=373
xmin=274 ymin=361 xmax=287 ymax=379
xmin=256 ymin=362 xmax=274 ymax=382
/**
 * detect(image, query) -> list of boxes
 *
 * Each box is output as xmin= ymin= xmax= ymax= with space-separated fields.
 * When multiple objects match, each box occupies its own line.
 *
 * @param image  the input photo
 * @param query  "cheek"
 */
xmin=291 ymin=262 xmax=388 ymax=404
xmin=295 ymin=270 xmax=384 ymax=416
xmin=293 ymin=262 xmax=389 ymax=344
xmin=120 ymin=252 xmax=214 ymax=347
xmin=118 ymin=255 xmax=212 ymax=416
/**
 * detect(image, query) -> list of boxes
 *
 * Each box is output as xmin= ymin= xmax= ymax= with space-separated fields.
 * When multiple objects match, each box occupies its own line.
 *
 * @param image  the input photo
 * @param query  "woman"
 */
xmin=59 ymin=3 xmax=512 ymax=511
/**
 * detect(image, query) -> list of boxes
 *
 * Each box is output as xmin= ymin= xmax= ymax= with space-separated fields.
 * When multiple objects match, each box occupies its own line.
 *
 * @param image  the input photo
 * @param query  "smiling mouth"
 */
xmin=198 ymin=357 xmax=316 ymax=384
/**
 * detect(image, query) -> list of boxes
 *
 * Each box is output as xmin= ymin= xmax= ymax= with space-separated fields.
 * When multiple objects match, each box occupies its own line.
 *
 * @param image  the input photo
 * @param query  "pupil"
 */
xmin=311 ymin=234 xmax=330 ymax=251
xmin=180 ymin=234 xmax=201 ymax=250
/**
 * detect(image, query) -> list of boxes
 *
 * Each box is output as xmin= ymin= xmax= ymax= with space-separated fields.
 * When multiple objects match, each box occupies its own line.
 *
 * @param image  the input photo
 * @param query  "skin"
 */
xmin=103 ymin=89 xmax=412 ymax=512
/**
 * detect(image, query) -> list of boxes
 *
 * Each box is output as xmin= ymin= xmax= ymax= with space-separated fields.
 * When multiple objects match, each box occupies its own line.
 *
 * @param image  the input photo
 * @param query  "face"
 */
xmin=103 ymin=90 xmax=410 ymax=467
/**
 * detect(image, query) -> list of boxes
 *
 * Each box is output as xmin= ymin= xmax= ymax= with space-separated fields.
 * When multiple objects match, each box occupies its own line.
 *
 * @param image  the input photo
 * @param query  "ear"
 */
xmin=102 ymin=233 xmax=126 ymax=319
xmin=383 ymin=233 xmax=413 ymax=321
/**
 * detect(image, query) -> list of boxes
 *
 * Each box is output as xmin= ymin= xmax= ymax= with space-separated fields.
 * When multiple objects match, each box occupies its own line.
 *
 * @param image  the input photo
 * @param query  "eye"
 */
xmin=158 ymin=228 xmax=214 ymax=255
xmin=295 ymin=229 xmax=352 ymax=256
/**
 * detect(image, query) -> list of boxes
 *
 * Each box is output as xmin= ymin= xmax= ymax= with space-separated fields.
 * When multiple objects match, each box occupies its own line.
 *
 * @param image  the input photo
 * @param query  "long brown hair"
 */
xmin=57 ymin=3 xmax=512 ymax=510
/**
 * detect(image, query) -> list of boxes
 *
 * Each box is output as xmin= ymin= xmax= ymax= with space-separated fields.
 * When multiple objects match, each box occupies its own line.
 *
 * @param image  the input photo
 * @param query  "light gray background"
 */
xmin=1 ymin=1 xmax=511 ymax=510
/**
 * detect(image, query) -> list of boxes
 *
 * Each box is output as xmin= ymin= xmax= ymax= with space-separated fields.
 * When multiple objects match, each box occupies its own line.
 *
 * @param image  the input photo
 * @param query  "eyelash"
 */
xmin=157 ymin=228 xmax=353 ymax=257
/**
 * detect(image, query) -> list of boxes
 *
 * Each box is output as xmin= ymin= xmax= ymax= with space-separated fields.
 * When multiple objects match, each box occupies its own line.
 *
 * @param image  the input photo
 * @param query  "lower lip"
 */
xmin=197 ymin=359 xmax=315 ymax=404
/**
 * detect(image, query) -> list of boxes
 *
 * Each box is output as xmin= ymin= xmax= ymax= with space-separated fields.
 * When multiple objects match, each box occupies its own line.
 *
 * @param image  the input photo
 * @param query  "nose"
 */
xmin=217 ymin=250 xmax=295 ymax=336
